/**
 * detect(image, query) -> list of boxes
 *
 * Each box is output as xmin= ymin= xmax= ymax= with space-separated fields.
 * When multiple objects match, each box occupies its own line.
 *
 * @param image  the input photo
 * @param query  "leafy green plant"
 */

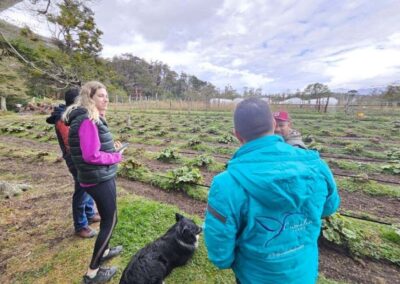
xmin=155 ymin=130 xmax=168 ymax=137
xmin=322 ymin=214 xmax=357 ymax=245
xmin=187 ymin=137 xmax=201 ymax=147
xmin=386 ymin=149 xmax=400 ymax=161
xmin=168 ymin=166 xmax=203 ymax=188
xmin=148 ymin=125 xmax=161 ymax=131
xmin=1 ymin=126 xmax=25 ymax=133
xmin=344 ymin=143 xmax=364 ymax=154
xmin=206 ymin=127 xmax=220 ymax=135
xmin=217 ymin=134 xmax=235 ymax=144
xmin=381 ymin=163 xmax=400 ymax=175
xmin=352 ymin=173 xmax=369 ymax=182
xmin=190 ymin=126 xmax=201 ymax=133
xmin=303 ymin=134 xmax=314 ymax=143
xmin=152 ymin=166 xmax=203 ymax=192
xmin=308 ymin=142 xmax=325 ymax=152
xmin=320 ymin=130 xmax=333 ymax=137
xmin=118 ymin=158 xmax=148 ymax=180
xmin=157 ymin=148 xmax=180 ymax=162
xmin=118 ymin=126 xmax=133 ymax=133
xmin=190 ymin=154 xmax=215 ymax=168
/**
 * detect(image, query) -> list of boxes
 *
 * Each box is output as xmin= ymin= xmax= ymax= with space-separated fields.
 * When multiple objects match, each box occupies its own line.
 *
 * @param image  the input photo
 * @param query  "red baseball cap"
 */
xmin=273 ymin=111 xmax=290 ymax=121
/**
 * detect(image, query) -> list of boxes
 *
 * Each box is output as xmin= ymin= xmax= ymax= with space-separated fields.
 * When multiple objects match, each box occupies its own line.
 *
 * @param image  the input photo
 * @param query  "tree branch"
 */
xmin=0 ymin=31 xmax=80 ymax=87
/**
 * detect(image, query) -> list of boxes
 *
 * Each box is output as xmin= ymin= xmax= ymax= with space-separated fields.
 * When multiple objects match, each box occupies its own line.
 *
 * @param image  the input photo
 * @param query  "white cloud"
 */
xmin=325 ymin=45 xmax=400 ymax=88
xmin=2 ymin=0 xmax=400 ymax=92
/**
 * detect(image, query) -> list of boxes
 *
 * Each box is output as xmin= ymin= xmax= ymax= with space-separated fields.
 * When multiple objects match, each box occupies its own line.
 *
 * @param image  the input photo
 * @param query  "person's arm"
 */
xmin=320 ymin=160 xmax=340 ymax=217
xmin=78 ymin=119 xmax=122 ymax=165
xmin=204 ymin=175 xmax=246 ymax=269
xmin=55 ymin=120 xmax=70 ymax=153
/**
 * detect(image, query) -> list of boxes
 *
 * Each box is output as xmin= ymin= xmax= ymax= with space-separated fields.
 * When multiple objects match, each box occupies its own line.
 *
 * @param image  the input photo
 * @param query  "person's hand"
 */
xmin=115 ymin=141 xmax=129 ymax=155
xmin=118 ymin=147 xmax=127 ymax=155
xmin=114 ymin=141 xmax=122 ymax=150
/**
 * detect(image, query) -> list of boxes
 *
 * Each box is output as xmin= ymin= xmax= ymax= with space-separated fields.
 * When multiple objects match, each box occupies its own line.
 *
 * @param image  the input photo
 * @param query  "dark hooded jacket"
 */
xmin=46 ymin=104 xmax=74 ymax=170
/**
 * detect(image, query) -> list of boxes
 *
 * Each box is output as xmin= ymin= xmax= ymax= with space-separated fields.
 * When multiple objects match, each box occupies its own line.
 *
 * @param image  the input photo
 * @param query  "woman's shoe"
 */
xmin=101 ymin=246 xmax=123 ymax=262
xmin=82 ymin=266 xmax=117 ymax=284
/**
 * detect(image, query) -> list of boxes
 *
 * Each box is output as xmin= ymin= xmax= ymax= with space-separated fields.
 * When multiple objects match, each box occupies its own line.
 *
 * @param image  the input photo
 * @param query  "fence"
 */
xmin=110 ymin=99 xmax=400 ymax=115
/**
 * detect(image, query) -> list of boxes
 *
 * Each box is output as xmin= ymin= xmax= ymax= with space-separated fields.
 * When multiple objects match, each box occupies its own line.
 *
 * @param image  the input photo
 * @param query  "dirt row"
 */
xmin=1 ymin=135 xmax=399 ymax=220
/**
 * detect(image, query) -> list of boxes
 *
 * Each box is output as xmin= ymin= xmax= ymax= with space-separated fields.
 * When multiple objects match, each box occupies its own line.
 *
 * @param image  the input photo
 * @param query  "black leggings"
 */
xmin=85 ymin=178 xmax=117 ymax=269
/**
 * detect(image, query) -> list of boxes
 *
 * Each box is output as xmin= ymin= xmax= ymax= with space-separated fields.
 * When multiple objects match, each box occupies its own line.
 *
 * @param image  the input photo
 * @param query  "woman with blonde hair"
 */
xmin=64 ymin=81 xmax=125 ymax=283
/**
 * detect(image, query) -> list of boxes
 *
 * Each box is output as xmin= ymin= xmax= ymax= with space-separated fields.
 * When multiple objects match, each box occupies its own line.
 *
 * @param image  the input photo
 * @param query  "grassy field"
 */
xmin=0 ymin=104 xmax=399 ymax=283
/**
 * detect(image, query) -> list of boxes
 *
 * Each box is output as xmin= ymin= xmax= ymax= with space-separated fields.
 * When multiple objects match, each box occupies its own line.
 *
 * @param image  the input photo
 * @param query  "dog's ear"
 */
xmin=175 ymin=213 xmax=184 ymax=222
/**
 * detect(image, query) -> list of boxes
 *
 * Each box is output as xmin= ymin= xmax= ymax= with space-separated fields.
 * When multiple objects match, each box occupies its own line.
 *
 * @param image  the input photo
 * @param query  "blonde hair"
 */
xmin=63 ymin=81 xmax=106 ymax=123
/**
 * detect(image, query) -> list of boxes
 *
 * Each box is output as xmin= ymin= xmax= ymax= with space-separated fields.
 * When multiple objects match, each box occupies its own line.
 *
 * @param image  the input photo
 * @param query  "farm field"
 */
xmin=0 ymin=104 xmax=399 ymax=283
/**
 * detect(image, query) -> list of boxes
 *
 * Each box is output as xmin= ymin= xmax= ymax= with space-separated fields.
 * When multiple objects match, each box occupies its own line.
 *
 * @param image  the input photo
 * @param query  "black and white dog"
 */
xmin=120 ymin=213 xmax=202 ymax=284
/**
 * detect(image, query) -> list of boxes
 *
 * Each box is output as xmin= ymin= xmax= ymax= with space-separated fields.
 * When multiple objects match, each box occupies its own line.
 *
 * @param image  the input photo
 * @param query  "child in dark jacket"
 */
xmin=46 ymin=88 xmax=100 ymax=238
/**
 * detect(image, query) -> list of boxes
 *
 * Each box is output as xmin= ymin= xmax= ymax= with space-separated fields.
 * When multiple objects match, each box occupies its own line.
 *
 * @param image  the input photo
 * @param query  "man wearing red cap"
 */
xmin=273 ymin=111 xmax=307 ymax=149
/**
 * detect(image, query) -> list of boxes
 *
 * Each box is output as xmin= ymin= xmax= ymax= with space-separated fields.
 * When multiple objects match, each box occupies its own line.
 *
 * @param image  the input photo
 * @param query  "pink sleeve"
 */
xmin=78 ymin=119 xmax=122 ymax=165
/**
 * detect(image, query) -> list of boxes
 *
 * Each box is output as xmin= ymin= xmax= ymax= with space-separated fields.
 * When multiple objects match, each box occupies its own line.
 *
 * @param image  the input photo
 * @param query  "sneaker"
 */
xmin=82 ymin=266 xmax=117 ymax=284
xmin=88 ymin=213 xmax=101 ymax=224
xmin=101 ymin=246 xmax=123 ymax=262
xmin=76 ymin=227 xmax=97 ymax=238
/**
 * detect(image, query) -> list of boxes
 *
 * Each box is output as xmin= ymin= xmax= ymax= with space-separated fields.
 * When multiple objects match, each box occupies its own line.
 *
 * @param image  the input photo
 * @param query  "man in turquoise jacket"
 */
xmin=204 ymin=98 xmax=340 ymax=284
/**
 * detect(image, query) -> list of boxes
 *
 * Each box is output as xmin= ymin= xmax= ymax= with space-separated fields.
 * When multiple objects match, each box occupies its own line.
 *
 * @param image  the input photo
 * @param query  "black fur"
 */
xmin=120 ymin=213 xmax=202 ymax=284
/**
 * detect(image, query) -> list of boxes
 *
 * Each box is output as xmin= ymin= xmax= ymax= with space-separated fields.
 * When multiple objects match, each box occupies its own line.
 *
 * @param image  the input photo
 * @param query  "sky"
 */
xmin=1 ymin=0 xmax=400 ymax=93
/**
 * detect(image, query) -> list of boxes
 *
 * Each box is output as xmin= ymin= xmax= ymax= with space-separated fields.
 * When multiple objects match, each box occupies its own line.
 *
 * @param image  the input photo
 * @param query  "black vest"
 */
xmin=68 ymin=108 xmax=118 ymax=184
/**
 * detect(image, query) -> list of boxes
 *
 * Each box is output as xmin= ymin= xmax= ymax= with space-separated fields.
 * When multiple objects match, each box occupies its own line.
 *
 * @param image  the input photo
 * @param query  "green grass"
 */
xmin=111 ymin=195 xmax=344 ymax=284
xmin=111 ymin=196 xmax=235 ymax=283
xmin=337 ymin=177 xmax=400 ymax=198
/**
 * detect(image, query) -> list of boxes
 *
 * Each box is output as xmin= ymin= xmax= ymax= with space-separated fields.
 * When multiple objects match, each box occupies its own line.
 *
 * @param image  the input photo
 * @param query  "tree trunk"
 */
xmin=0 ymin=96 xmax=7 ymax=111
xmin=324 ymin=96 xmax=330 ymax=113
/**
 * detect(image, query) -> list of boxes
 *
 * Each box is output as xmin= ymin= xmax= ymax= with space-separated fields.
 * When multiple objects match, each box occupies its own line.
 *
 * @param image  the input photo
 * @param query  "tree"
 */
xmin=47 ymin=0 xmax=103 ymax=56
xmin=383 ymin=85 xmax=400 ymax=104
xmin=344 ymin=90 xmax=358 ymax=114
xmin=0 ymin=58 xmax=29 ymax=111
xmin=222 ymin=85 xmax=238 ymax=99
xmin=304 ymin=83 xmax=330 ymax=112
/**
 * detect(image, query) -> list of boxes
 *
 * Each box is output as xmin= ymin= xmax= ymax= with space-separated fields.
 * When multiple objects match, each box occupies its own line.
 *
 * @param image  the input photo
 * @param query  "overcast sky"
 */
xmin=1 ymin=0 xmax=400 ymax=93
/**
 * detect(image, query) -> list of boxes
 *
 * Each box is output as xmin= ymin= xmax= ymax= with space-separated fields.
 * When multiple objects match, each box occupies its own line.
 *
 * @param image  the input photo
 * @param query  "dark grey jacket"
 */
xmin=66 ymin=108 xmax=118 ymax=184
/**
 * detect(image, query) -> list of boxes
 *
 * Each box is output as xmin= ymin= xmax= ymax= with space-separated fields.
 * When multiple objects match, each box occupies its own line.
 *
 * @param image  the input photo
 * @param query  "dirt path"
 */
xmin=1 ymin=135 xmax=400 ymax=283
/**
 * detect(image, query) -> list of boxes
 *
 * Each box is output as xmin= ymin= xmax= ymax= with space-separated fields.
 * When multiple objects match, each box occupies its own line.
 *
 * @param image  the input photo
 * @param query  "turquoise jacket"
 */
xmin=204 ymin=135 xmax=340 ymax=284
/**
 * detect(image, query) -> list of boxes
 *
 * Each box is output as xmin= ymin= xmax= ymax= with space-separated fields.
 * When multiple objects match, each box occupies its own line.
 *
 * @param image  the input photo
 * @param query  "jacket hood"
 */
xmin=46 ymin=104 xmax=66 ymax=124
xmin=64 ymin=107 xmax=88 ymax=126
xmin=227 ymin=135 xmax=321 ymax=210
